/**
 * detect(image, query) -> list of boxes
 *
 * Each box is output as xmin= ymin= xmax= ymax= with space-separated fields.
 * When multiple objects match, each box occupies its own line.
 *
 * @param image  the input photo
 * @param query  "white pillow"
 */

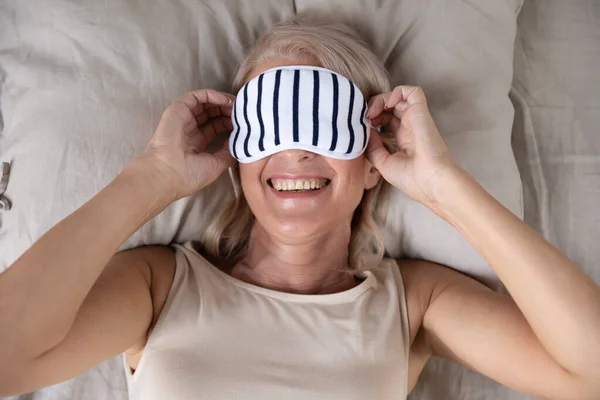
xmin=0 ymin=0 xmax=295 ymax=269
xmin=0 ymin=0 xmax=523 ymax=285
xmin=296 ymin=0 xmax=524 ymax=287
xmin=0 ymin=1 xmax=524 ymax=400
xmin=0 ymin=1 xmax=523 ymax=284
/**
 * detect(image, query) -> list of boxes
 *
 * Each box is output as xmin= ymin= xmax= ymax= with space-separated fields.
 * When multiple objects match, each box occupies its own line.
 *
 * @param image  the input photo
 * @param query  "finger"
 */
xmin=386 ymin=117 xmax=401 ymax=134
xmin=389 ymin=101 xmax=410 ymax=120
xmin=369 ymin=111 xmax=402 ymax=135
xmin=199 ymin=116 xmax=233 ymax=138
xmin=207 ymin=106 xmax=222 ymax=118
xmin=211 ymin=147 xmax=236 ymax=172
xmin=190 ymin=89 xmax=235 ymax=107
xmin=194 ymin=105 xmax=233 ymax=127
xmin=193 ymin=148 xmax=236 ymax=189
xmin=369 ymin=110 xmax=395 ymax=128
xmin=209 ymin=104 xmax=233 ymax=117
xmin=366 ymin=130 xmax=392 ymax=173
xmin=386 ymin=86 xmax=406 ymax=108
xmin=195 ymin=111 xmax=210 ymax=126
xmin=177 ymin=89 xmax=235 ymax=118
xmin=372 ymin=86 xmax=427 ymax=120
xmin=194 ymin=107 xmax=220 ymax=126
xmin=367 ymin=93 xmax=391 ymax=119
xmin=397 ymin=86 xmax=428 ymax=107
xmin=185 ymin=116 xmax=232 ymax=153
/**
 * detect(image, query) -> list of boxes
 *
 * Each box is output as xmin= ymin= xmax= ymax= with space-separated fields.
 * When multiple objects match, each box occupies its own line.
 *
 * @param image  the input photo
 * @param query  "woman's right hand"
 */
xmin=137 ymin=89 xmax=237 ymax=200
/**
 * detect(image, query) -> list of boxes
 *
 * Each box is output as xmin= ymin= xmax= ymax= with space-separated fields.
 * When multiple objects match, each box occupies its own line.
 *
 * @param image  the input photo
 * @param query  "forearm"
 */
xmin=429 ymin=167 xmax=600 ymax=377
xmin=0 ymin=158 xmax=175 ymax=359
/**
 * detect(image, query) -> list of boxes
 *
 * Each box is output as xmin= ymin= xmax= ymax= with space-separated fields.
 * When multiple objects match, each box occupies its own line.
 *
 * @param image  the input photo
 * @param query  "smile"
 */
xmin=267 ymin=178 xmax=331 ymax=192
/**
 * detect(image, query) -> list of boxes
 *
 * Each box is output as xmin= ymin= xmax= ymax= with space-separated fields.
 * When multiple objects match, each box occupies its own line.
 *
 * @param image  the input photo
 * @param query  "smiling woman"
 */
xmin=1 ymin=10 xmax=600 ymax=400
xmin=202 ymin=15 xmax=395 ymax=272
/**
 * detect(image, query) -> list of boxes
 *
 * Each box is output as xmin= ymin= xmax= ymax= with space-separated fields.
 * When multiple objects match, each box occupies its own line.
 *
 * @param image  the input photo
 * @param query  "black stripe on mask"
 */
xmin=312 ymin=70 xmax=319 ymax=146
xmin=273 ymin=70 xmax=282 ymax=146
xmin=292 ymin=70 xmax=300 ymax=142
xmin=330 ymin=73 xmax=339 ymax=151
xmin=242 ymin=83 xmax=251 ymax=158
xmin=257 ymin=74 xmax=265 ymax=152
xmin=231 ymin=94 xmax=241 ymax=159
xmin=360 ymin=99 xmax=368 ymax=150
xmin=346 ymin=82 xmax=355 ymax=154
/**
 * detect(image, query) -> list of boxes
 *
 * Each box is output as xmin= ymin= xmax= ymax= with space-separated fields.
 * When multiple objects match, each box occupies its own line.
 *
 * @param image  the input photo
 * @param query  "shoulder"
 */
xmin=393 ymin=259 xmax=480 ymax=389
xmin=119 ymin=246 xmax=177 ymax=329
xmin=396 ymin=258 xmax=492 ymax=310
xmin=119 ymin=246 xmax=176 ymax=365
xmin=396 ymin=259 xmax=467 ymax=302
xmin=392 ymin=259 xmax=444 ymax=343
xmin=393 ymin=258 xmax=489 ymax=344
xmin=394 ymin=258 xmax=495 ymax=349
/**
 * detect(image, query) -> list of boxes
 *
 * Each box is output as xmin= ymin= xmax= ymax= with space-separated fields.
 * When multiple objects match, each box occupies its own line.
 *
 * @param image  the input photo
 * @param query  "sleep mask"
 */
xmin=229 ymin=65 xmax=370 ymax=163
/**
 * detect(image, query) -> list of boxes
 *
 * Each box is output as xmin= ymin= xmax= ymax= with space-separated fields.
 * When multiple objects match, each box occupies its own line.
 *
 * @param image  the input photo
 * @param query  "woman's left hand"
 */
xmin=366 ymin=85 xmax=457 ymax=207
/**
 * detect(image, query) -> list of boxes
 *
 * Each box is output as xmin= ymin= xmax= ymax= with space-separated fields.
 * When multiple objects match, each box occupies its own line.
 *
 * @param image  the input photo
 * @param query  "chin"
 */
xmin=265 ymin=213 xmax=332 ymax=239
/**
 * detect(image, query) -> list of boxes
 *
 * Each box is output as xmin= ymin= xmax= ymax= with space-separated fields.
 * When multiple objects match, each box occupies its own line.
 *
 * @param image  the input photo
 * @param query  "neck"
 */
xmin=231 ymin=222 xmax=356 ymax=294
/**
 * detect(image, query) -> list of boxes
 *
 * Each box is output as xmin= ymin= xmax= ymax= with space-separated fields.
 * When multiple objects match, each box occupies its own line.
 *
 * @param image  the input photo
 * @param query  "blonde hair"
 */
xmin=201 ymin=11 xmax=396 ymax=273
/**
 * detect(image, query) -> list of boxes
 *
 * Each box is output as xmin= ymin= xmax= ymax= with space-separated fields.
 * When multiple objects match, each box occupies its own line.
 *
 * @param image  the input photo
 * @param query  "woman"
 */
xmin=1 ymin=14 xmax=599 ymax=400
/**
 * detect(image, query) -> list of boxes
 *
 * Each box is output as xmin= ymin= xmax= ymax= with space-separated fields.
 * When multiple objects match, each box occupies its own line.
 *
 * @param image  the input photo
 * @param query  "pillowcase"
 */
xmin=0 ymin=2 xmax=295 ymax=399
xmin=0 ymin=0 xmax=295 ymax=270
xmin=0 ymin=1 xmax=524 ymax=400
xmin=296 ymin=0 xmax=525 ymax=287
xmin=0 ymin=0 xmax=524 ymax=286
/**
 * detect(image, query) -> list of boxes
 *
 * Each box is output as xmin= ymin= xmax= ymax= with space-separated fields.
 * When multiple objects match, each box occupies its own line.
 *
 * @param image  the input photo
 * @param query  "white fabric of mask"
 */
xmin=229 ymin=65 xmax=370 ymax=163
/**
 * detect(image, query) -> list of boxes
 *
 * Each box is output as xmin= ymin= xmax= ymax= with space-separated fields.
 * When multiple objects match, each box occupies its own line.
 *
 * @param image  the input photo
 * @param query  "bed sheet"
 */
xmin=4 ymin=0 xmax=597 ymax=399
xmin=409 ymin=2 xmax=600 ymax=399
xmin=512 ymin=0 xmax=600 ymax=297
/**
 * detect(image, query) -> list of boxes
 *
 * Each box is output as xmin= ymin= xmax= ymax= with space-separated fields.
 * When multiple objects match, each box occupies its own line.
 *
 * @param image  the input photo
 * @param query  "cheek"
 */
xmin=239 ymin=163 xmax=266 ymax=206
xmin=331 ymin=159 xmax=367 ymax=211
xmin=336 ymin=158 xmax=367 ymax=186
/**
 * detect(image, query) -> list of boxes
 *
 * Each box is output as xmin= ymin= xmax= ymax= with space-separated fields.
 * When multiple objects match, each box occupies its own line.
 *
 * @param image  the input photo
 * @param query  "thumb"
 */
xmin=212 ymin=138 xmax=237 ymax=175
xmin=212 ymin=146 xmax=236 ymax=172
xmin=366 ymin=130 xmax=392 ymax=174
xmin=191 ymin=148 xmax=235 ymax=189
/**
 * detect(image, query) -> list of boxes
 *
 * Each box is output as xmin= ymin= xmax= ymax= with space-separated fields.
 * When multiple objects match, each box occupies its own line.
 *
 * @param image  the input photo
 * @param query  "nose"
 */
xmin=274 ymin=149 xmax=316 ymax=162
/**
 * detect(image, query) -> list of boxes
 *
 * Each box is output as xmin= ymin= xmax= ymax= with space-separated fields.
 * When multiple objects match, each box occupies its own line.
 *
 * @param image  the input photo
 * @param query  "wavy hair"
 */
xmin=201 ymin=11 xmax=396 ymax=273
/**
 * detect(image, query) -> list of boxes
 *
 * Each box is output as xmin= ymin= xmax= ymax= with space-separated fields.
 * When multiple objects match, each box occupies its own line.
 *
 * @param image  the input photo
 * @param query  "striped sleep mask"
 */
xmin=229 ymin=65 xmax=370 ymax=163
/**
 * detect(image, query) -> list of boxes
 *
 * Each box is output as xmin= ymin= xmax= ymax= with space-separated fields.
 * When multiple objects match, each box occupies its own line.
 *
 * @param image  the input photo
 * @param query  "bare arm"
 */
xmin=0 ymin=163 xmax=175 ymax=395
xmin=0 ymin=89 xmax=235 ymax=396
xmin=367 ymin=85 xmax=600 ymax=398
xmin=402 ymin=258 xmax=599 ymax=400
xmin=424 ymin=168 xmax=600 ymax=398
xmin=6 ymin=246 xmax=175 ymax=395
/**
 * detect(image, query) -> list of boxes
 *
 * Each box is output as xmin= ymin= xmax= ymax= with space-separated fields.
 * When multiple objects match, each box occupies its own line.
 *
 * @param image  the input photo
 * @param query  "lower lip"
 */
xmin=268 ymin=183 xmax=331 ymax=199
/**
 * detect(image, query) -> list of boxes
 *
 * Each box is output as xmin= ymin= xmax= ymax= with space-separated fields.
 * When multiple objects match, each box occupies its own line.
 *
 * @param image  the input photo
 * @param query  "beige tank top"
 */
xmin=124 ymin=242 xmax=410 ymax=399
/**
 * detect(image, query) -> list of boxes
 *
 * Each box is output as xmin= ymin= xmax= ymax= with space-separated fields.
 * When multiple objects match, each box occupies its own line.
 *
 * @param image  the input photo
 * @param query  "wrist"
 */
xmin=424 ymin=165 xmax=478 ymax=217
xmin=120 ymin=155 xmax=179 ymax=208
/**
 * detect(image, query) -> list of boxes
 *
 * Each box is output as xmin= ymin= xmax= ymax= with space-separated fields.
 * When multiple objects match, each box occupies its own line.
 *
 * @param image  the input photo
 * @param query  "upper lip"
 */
xmin=266 ymin=174 xmax=331 ymax=180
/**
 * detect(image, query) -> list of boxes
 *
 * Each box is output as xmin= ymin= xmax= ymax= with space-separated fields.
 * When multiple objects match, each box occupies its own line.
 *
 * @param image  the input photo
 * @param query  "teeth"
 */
xmin=270 ymin=178 xmax=329 ymax=192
